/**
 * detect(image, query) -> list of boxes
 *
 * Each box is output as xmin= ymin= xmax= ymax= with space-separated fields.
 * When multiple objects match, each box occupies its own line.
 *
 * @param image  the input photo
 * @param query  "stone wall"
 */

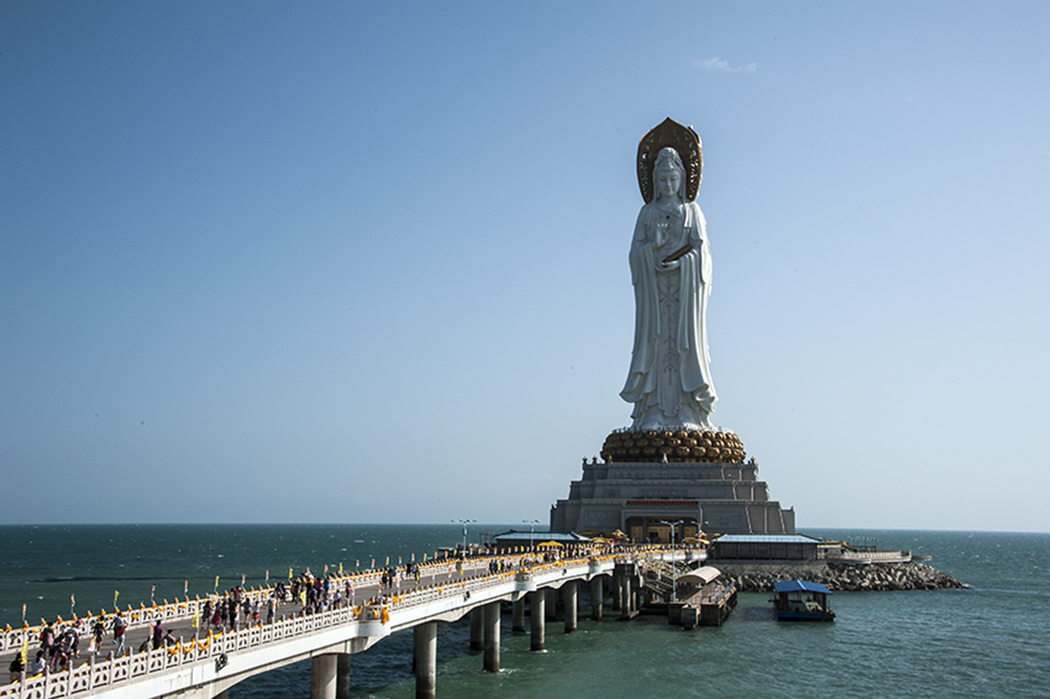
xmin=711 ymin=561 xmax=965 ymax=592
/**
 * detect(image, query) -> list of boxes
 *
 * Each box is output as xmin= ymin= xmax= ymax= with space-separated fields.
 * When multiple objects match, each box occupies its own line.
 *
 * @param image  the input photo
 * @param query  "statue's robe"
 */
xmin=620 ymin=199 xmax=717 ymax=429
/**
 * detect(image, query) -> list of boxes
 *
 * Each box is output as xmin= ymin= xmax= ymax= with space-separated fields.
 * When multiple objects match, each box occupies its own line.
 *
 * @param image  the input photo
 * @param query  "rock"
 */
xmin=718 ymin=561 xmax=964 ymax=592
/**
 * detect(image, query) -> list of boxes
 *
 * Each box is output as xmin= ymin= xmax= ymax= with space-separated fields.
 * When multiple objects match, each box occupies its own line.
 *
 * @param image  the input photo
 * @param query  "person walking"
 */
xmin=112 ymin=613 xmax=127 ymax=656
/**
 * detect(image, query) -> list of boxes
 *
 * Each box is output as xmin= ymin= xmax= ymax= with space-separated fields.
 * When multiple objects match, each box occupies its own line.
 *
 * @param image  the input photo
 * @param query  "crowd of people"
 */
xmin=6 ymin=544 xmax=644 ymax=684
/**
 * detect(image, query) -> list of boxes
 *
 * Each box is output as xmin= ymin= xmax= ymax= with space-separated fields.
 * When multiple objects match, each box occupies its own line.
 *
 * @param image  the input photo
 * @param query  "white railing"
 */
xmin=0 ymin=550 xmax=651 ymax=698
xmin=0 ymin=558 xmax=487 ymax=655
xmin=0 ymin=547 xmax=691 ymax=698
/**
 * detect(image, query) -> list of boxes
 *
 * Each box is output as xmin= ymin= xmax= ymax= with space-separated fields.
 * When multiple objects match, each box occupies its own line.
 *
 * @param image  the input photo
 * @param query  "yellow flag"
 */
xmin=339 ymin=562 xmax=343 ymax=574
xmin=20 ymin=634 xmax=28 ymax=665
xmin=288 ymin=568 xmax=293 ymax=580
xmin=214 ymin=575 xmax=219 ymax=591
xmin=192 ymin=609 xmax=200 ymax=629
xmin=114 ymin=591 xmax=119 ymax=607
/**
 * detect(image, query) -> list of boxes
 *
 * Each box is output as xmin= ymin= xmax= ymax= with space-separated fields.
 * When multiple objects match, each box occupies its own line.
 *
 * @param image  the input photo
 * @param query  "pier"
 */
xmin=1 ymin=546 xmax=699 ymax=699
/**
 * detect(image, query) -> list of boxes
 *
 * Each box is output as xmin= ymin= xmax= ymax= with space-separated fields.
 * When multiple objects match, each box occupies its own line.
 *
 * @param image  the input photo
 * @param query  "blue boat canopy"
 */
xmin=774 ymin=580 xmax=833 ymax=595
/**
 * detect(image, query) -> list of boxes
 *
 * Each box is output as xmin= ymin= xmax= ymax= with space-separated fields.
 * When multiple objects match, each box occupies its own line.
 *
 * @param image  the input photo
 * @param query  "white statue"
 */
xmin=621 ymin=122 xmax=717 ymax=431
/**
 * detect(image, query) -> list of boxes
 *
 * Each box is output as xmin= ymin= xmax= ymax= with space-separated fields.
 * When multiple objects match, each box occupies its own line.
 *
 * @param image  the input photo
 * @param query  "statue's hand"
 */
xmin=655 ymin=222 xmax=669 ymax=246
xmin=659 ymin=259 xmax=681 ymax=271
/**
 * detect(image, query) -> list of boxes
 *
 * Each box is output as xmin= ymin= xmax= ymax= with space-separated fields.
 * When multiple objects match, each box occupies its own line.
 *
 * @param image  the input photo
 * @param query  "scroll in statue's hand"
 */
xmin=662 ymin=244 xmax=692 ymax=264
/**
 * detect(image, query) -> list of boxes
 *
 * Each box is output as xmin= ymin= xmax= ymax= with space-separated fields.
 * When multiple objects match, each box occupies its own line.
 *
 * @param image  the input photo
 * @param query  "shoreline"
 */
xmin=709 ymin=560 xmax=966 ymax=592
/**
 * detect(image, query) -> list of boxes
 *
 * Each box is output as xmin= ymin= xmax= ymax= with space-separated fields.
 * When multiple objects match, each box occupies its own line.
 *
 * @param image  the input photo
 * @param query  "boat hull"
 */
xmin=775 ymin=609 xmax=835 ymax=622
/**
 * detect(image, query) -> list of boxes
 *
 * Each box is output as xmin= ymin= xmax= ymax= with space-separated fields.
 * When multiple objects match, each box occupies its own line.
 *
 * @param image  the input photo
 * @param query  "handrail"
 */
xmin=0 ymin=546 xmax=686 ymax=698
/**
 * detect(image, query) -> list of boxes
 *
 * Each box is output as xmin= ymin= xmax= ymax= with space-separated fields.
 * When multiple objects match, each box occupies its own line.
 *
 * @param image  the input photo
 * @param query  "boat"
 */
xmin=772 ymin=580 xmax=835 ymax=621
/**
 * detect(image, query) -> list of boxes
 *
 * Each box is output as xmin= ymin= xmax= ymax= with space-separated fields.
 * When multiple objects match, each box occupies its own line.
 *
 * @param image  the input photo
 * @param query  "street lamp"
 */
xmin=452 ymin=519 xmax=477 ymax=556
xmin=660 ymin=519 xmax=684 ymax=603
xmin=522 ymin=519 xmax=540 ymax=551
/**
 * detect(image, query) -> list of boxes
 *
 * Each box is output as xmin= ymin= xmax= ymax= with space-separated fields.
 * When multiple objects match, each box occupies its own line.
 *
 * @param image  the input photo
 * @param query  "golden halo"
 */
xmin=637 ymin=117 xmax=702 ymax=204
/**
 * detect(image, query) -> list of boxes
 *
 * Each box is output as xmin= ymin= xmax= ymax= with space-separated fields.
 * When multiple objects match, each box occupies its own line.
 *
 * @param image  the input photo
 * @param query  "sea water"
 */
xmin=1 ymin=525 xmax=1047 ymax=698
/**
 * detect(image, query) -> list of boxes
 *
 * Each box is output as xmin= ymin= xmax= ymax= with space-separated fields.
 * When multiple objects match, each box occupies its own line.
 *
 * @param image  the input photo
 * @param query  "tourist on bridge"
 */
xmin=63 ymin=623 xmax=80 ymax=659
xmin=91 ymin=617 xmax=106 ymax=654
xmin=266 ymin=596 xmax=277 ymax=623
xmin=49 ymin=638 xmax=68 ymax=672
xmin=8 ymin=653 xmax=23 ymax=684
xmin=210 ymin=602 xmax=222 ymax=631
xmin=38 ymin=623 xmax=54 ymax=655
xmin=112 ymin=613 xmax=127 ymax=656
xmin=29 ymin=650 xmax=45 ymax=677
xmin=152 ymin=620 xmax=164 ymax=650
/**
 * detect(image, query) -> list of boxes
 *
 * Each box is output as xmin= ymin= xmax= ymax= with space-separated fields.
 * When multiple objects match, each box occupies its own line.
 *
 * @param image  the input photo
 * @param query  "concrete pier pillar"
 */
xmin=563 ymin=581 xmax=578 ymax=633
xmin=591 ymin=576 xmax=604 ymax=621
xmin=310 ymin=654 xmax=338 ymax=699
xmin=545 ymin=588 xmax=558 ymax=620
xmin=336 ymin=654 xmax=351 ymax=699
xmin=483 ymin=601 xmax=501 ymax=672
xmin=512 ymin=597 xmax=526 ymax=631
xmin=530 ymin=590 xmax=546 ymax=651
xmin=414 ymin=622 xmax=437 ymax=699
xmin=611 ymin=569 xmax=622 ymax=611
xmin=620 ymin=572 xmax=633 ymax=620
xmin=470 ymin=607 xmax=484 ymax=651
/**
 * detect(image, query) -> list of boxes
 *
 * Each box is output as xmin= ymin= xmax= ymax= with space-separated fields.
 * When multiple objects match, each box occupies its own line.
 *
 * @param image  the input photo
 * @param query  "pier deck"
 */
xmin=1 ymin=547 xmax=695 ymax=699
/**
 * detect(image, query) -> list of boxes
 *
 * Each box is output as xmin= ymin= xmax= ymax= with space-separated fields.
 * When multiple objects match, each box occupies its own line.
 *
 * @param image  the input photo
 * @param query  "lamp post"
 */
xmin=522 ymin=519 xmax=540 ymax=551
xmin=453 ymin=519 xmax=477 ymax=556
xmin=660 ymin=519 xmax=684 ymax=603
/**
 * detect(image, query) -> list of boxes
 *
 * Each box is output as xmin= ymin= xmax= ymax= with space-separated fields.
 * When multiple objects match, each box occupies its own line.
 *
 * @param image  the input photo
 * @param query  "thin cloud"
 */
xmin=695 ymin=57 xmax=757 ymax=74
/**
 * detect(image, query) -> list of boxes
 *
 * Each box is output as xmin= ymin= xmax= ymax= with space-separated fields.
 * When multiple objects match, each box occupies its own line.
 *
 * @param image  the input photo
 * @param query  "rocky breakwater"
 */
xmin=719 ymin=562 xmax=965 ymax=592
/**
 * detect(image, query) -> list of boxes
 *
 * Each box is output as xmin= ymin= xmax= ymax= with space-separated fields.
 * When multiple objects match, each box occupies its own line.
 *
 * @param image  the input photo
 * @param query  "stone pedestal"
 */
xmin=550 ymin=458 xmax=794 ymax=538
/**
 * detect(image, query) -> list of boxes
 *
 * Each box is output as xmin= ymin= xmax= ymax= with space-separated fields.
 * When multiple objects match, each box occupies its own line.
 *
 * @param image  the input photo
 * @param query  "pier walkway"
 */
xmin=1 ymin=546 xmax=696 ymax=699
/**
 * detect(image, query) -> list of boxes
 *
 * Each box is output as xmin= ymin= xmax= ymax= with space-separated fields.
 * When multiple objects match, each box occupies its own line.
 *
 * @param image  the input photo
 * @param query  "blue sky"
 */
xmin=2 ymin=1 xmax=1048 ymax=532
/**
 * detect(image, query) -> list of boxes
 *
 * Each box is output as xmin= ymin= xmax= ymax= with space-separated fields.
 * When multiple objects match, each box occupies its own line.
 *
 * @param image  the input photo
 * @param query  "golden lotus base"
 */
xmin=600 ymin=429 xmax=746 ymax=463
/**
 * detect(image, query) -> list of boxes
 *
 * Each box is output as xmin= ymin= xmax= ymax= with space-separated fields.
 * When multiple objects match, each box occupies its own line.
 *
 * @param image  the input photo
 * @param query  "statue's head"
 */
xmin=653 ymin=147 xmax=685 ymax=202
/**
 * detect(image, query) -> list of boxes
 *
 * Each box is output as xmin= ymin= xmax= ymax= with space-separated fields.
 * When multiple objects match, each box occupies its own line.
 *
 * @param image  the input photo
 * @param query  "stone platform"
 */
xmin=549 ymin=457 xmax=795 ymax=540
